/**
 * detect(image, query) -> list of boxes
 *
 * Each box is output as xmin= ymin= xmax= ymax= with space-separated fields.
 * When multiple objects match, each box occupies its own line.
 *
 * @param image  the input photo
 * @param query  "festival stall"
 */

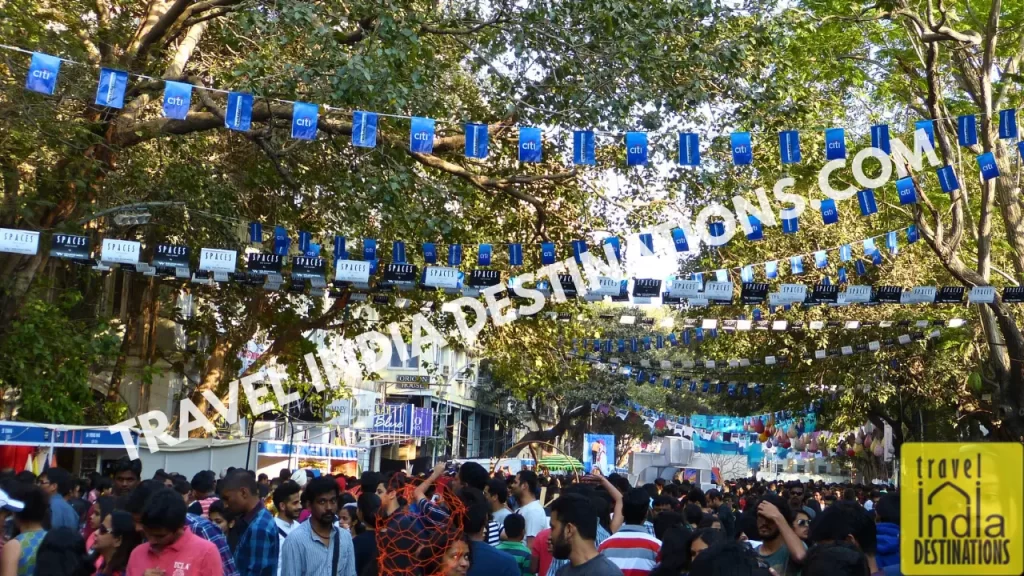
xmin=0 ymin=421 xmax=139 ymax=476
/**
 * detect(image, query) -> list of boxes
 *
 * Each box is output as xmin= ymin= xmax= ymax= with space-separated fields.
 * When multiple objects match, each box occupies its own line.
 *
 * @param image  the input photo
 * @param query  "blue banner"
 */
xmin=478 ymin=243 xmax=492 ymax=266
xmin=790 ymin=255 xmax=804 ymax=274
xmin=422 ymin=242 xmax=437 ymax=264
xmin=257 ymin=441 xmax=358 ymax=460
xmin=291 ymin=102 xmax=319 ymax=140
xmin=714 ymin=269 xmax=727 ymax=282
xmin=741 ymin=265 xmax=754 ymax=282
xmin=765 ymin=260 xmax=778 ymax=279
xmin=779 ymin=130 xmax=801 ymax=164
xmin=604 ymin=237 xmax=622 ymax=261
xmin=864 ymin=238 xmax=879 ymax=259
xmin=814 ymin=250 xmax=828 ymax=268
xmin=746 ymin=215 xmax=763 ymax=241
xmin=410 ymin=117 xmax=435 ymax=153
xmin=392 ymin=241 xmax=407 ymax=263
xmin=937 ymin=165 xmax=959 ymax=193
xmin=977 ymin=152 xmax=1000 ymax=180
xmin=871 ymin=124 xmax=890 ymax=154
xmin=95 ymin=68 xmax=128 ymax=108
xmin=671 ymin=228 xmax=689 ymax=252
xmin=26 ymin=52 xmax=60 ymax=95
xmin=639 ymin=233 xmax=654 ymax=255
xmin=907 ymin=225 xmax=919 ymax=244
xmin=820 ymin=199 xmax=838 ymax=224
xmin=679 ymin=133 xmax=700 ymax=166
xmin=887 ymin=231 xmax=899 ymax=254
xmin=465 ymin=123 xmax=488 ymax=158
xmin=840 ymin=244 xmax=852 ymax=261
xmin=958 ymin=115 xmax=978 ymax=147
xmin=709 ymin=221 xmax=726 ymax=238
xmin=363 ymin=238 xmax=377 ymax=261
xmin=626 ymin=132 xmax=648 ymax=166
xmin=572 ymin=240 xmax=587 ymax=264
xmin=838 ymin=267 xmax=847 ymax=283
xmin=782 ymin=216 xmax=798 ymax=234
xmin=225 ymin=92 xmax=253 ymax=131
xmin=856 ymin=259 xmax=867 ymax=275
xmin=896 ymin=177 xmax=917 ymax=205
xmin=857 ymin=188 xmax=878 ymax=216
xmin=248 ymin=222 xmax=262 ymax=244
xmin=915 ymin=119 xmax=935 ymax=149
xmin=825 ymin=127 xmax=846 ymax=160
xmin=352 ymin=111 xmax=378 ymax=147
xmin=519 ymin=127 xmax=542 ymax=162
xmin=999 ymin=109 xmax=1017 ymax=140
xmin=541 ymin=242 xmax=555 ymax=265
xmin=508 ymin=243 xmax=523 ymax=266
xmin=574 ymin=130 xmax=596 ymax=165
xmin=274 ymin=226 xmax=291 ymax=256
xmin=163 ymin=81 xmax=192 ymax=120
xmin=448 ymin=244 xmax=462 ymax=266
xmin=333 ymin=235 xmax=345 ymax=260
xmin=731 ymin=132 xmax=752 ymax=165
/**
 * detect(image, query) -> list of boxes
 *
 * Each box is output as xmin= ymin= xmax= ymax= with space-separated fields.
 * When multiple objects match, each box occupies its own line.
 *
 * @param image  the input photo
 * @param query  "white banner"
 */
xmin=334 ymin=259 xmax=371 ymax=283
xmin=101 ymin=239 xmax=141 ymax=264
xmin=423 ymin=266 xmax=460 ymax=288
xmin=0 ymin=229 xmax=39 ymax=255
xmin=198 ymin=248 xmax=236 ymax=273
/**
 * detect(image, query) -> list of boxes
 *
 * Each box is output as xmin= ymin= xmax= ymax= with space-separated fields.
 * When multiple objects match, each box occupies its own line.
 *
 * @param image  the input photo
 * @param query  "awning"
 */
xmin=0 ymin=421 xmax=137 ymax=449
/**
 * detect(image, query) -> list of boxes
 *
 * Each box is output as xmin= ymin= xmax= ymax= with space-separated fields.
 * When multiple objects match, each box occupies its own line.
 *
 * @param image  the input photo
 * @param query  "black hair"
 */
xmin=191 ymin=471 xmax=216 ymax=494
xmin=684 ymin=503 xmax=704 ymax=526
xmin=140 ymin=488 xmax=187 ymax=531
xmin=623 ymin=487 xmax=652 ymax=525
xmin=706 ymin=489 xmax=723 ymax=502
xmin=842 ymin=488 xmax=857 ymax=501
xmin=93 ymin=477 xmax=112 ymax=493
xmin=104 ymin=510 xmax=144 ymax=575
xmin=458 ymin=462 xmax=489 ymax=491
xmin=359 ymin=472 xmax=382 ymax=494
xmin=643 ymin=483 xmax=659 ymax=499
xmin=113 ymin=457 xmax=142 ymax=479
xmin=736 ymin=511 xmax=759 ymax=542
xmin=486 ymin=478 xmax=508 ymax=504
xmin=208 ymin=499 xmax=234 ymax=520
xmin=516 ymin=470 xmax=539 ymax=496
xmin=356 ymin=492 xmax=381 ymax=535
xmin=172 ymin=478 xmax=191 ymax=496
xmin=273 ymin=480 xmax=302 ymax=510
xmin=809 ymin=500 xmax=877 ymax=554
xmin=340 ymin=492 xmax=356 ymax=507
xmin=653 ymin=511 xmax=684 ymax=541
xmin=35 ymin=527 xmax=91 ymax=576
xmin=650 ymin=525 xmax=691 ymax=576
xmin=125 ymin=480 xmax=162 ymax=515
xmin=14 ymin=484 xmax=49 ymax=524
xmin=875 ymin=493 xmax=899 ymax=525
xmin=95 ymin=496 xmax=116 ymax=524
xmin=258 ymin=473 xmax=269 ymax=481
xmin=802 ymin=542 xmax=870 ymax=576
xmin=503 ymin=513 xmax=526 ymax=540
xmin=15 ymin=470 xmax=36 ymax=484
xmin=684 ymin=529 xmax=727 ymax=570
xmin=458 ymin=487 xmax=489 ymax=535
xmin=688 ymin=539 xmax=772 ymax=576
xmin=220 ymin=469 xmax=258 ymax=495
xmin=687 ymin=488 xmax=707 ymax=508
xmin=653 ymin=495 xmax=676 ymax=509
xmin=698 ymin=514 xmax=718 ymax=528
xmin=42 ymin=467 xmax=75 ymax=497
xmin=549 ymin=493 xmax=597 ymax=541
xmin=302 ymin=476 xmax=340 ymax=506
xmin=754 ymin=492 xmax=794 ymax=525
xmin=654 ymin=478 xmax=666 ymax=487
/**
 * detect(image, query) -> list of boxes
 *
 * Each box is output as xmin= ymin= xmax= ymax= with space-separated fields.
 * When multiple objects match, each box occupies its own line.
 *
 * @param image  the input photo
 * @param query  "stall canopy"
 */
xmin=257 ymin=441 xmax=360 ymax=461
xmin=537 ymin=455 xmax=584 ymax=471
xmin=0 ymin=421 xmax=138 ymax=473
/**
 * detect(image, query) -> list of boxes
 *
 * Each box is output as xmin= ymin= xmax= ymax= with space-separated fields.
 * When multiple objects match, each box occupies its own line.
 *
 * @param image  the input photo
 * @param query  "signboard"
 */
xmin=256 ymin=441 xmax=359 ymax=461
xmin=411 ymin=407 xmax=433 ymax=438
xmin=468 ymin=269 xmax=501 ymax=288
xmin=372 ymin=403 xmax=413 ymax=434
xmin=583 ymin=433 xmax=614 ymax=474
xmin=704 ymin=281 xmax=733 ymax=301
xmin=50 ymin=234 xmax=90 ymax=260
xmin=0 ymin=229 xmax=39 ymax=256
xmin=632 ymin=278 xmax=662 ymax=298
xmin=777 ymin=284 xmax=807 ymax=304
xmin=291 ymin=256 xmax=326 ymax=280
xmin=423 ymin=266 xmax=460 ymax=289
xmin=668 ymin=279 xmax=702 ymax=299
xmin=810 ymin=283 xmax=839 ymax=304
xmin=198 ymin=248 xmax=237 ymax=273
xmin=873 ymin=285 xmax=903 ymax=303
xmin=842 ymin=285 xmax=872 ymax=304
xmin=594 ymin=276 xmax=622 ymax=296
xmin=247 ymin=252 xmax=283 ymax=275
xmin=558 ymin=274 xmax=578 ymax=298
xmin=384 ymin=263 xmax=417 ymax=284
xmin=100 ymin=239 xmax=141 ymax=265
xmin=0 ymin=423 xmax=137 ymax=448
xmin=152 ymin=244 xmax=189 ymax=269
xmin=935 ymin=286 xmax=965 ymax=304
xmin=335 ymin=259 xmax=372 ymax=283
xmin=740 ymin=282 xmax=768 ymax=304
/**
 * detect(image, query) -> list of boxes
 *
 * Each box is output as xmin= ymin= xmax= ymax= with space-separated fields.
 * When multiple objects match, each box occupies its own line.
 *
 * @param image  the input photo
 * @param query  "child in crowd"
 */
xmin=495 ymin=514 xmax=534 ymax=576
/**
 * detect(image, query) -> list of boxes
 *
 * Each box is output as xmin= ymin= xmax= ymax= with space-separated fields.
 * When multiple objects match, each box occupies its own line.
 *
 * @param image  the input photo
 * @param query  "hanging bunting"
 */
xmin=825 ymin=128 xmax=846 ymax=160
xmin=410 ymin=117 xmax=435 ymax=153
xmin=95 ymin=68 xmax=128 ymax=109
xmin=508 ymin=243 xmax=523 ymax=266
xmin=977 ymin=152 xmax=1000 ymax=180
xmin=765 ymin=261 xmax=778 ymax=279
xmin=790 ymin=255 xmax=804 ymax=275
xmin=448 ymin=244 xmax=462 ymax=266
xmin=571 ymin=130 xmax=596 ymax=165
xmin=572 ymin=240 xmax=588 ymax=264
xmin=163 ymin=81 xmax=192 ymax=120
xmin=779 ymin=130 xmax=801 ymax=164
xmin=465 ymin=123 xmax=488 ymax=159
xmin=896 ymin=177 xmax=917 ymax=205
xmin=225 ymin=92 xmax=253 ymax=132
xmin=478 ymin=244 xmax=492 ymax=266
xmin=352 ymin=111 xmax=378 ymax=148
xmin=820 ymin=199 xmax=838 ymax=225
xmin=716 ymin=269 xmax=728 ymax=282
xmin=746 ymin=215 xmax=764 ymax=241
xmin=840 ymin=245 xmax=852 ymax=262
xmin=708 ymin=221 xmax=726 ymax=239
xmin=422 ymin=242 xmax=437 ymax=264
xmin=541 ymin=242 xmax=556 ymax=265
xmin=275 ymin=227 xmax=291 ymax=256
xmin=937 ymin=165 xmax=959 ymax=193
xmin=864 ymin=238 xmax=881 ymax=264
xmin=248 ymin=222 xmax=262 ymax=244
xmin=363 ymin=239 xmax=377 ymax=261
xmin=731 ymin=132 xmax=753 ymax=165
xmin=333 ymin=235 xmax=346 ymax=261
xmin=671 ymin=228 xmax=689 ymax=252
xmin=838 ymin=267 xmax=848 ymax=283
xmin=626 ymin=132 xmax=648 ymax=166
xmin=857 ymin=189 xmax=878 ymax=216
xmin=999 ymin=109 xmax=1018 ymax=140
xmin=855 ymin=260 xmax=867 ymax=275
xmin=958 ymin=115 xmax=978 ymax=147
xmin=298 ymin=231 xmax=313 ymax=255
xmin=26 ymin=52 xmax=61 ymax=95
xmin=604 ymin=237 xmax=622 ymax=261
xmin=393 ymin=241 xmax=407 ymax=264
xmin=907 ymin=225 xmax=919 ymax=244
xmin=782 ymin=216 xmax=798 ymax=234
xmin=519 ymin=127 xmax=542 ymax=162
xmin=639 ymin=233 xmax=655 ymax=256
xmin=291 ymin=102 xmax=319 ymax=140
xmin=679 ymin=133 xmax=700 ymax=166
xmin=1019 ymin=142 xmax=1024 ymax=161
xmin=871 ymin=124 xmax=891 ymax=154
xmin=741 ymin=265 xmax=754 ymax=282
xmin=914 ymin=119 xmax=935 ymax=149
xmin=887 ymin=231 xmax=899 ymax=255
xmin=814 ymin=251 xmax=828 ymax=269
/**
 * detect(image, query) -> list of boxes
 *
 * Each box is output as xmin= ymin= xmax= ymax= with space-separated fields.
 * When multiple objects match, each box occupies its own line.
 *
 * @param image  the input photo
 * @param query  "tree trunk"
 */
xmin=189 ymin=336 xmax=233 ymax=427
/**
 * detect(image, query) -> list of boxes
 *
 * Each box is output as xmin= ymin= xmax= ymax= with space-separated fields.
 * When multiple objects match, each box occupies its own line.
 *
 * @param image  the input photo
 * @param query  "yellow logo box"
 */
xmin=900 ymin=443 xmax=1023 ymax=575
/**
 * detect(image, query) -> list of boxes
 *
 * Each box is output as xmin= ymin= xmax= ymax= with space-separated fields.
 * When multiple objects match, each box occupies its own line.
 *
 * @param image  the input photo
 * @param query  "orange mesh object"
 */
xmin=374 ymin=475 xmax=467 ymax=576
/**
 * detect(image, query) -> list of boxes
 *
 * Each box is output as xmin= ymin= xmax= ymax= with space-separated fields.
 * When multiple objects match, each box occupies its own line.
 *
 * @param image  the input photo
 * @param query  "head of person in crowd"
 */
xmin=93 ymin=476 xmax=113 ymax=499
xmin=112 ymin=457 xmax=142 ymax=496
xmin=792 ymin=506 xmax=812 ymax=541
xmin=652 ymin=510 xmax=684 ymax=541
xmin=124 ymin=479 xmax=161 ymax=532
xmin=687 ymin=488 xmax=708 ymax=509
xmin=809 ymin=500 xmax=879 ymax=572
xmin=842 ymin=488 xmax=857 ymax=502
xmin=191 ymin=470 xmax=217 ymax=501
xmin=273 ymin=480 xmax=303 ymax=524
xmin=427 ymin=531 xmax=472 ymax=576
xmin=650 ymin=525 xmax=690 ymax=576
xmin=15 ymin=470 xmax=36 ymax=485
xmin=503 ymin=513 xmax=526 ymax=543
xmin=258 ymin=473 xmax=269 ymax=486
xmin=511 ymin=470 xmax=538 ymax=503
xmin=706 ymin=489 xmax=724 ymax=509
xmin=698 ymin=515 xmax=721 ymax=530
xmin=802 ymin=542 xmax=871 ymax=576
xmin=376 ymin=471 xmax=407 ymax=516
xmin=356 ymin=492 xmax=381 ymax=535
xmin=339 ymin=503 xmax=358 ymax=530
xmin=303 ymin=476 xmax=340 ymax=531
xmin=683 ymin=503 xmax=704 ymax=527
xmin=874 ymin=492 xmax=900 ymax=569
xmin=621 ymin=487 xmax=651 ymax=526
xmin=139 ymin=487 xmax=189 ymax=552
xmin=38 ymin=467 xmax=73 ymax=500
xmin=753 ymin=493 xmax=793 ymax=542
xmin=93 ymin=509 xmax=144 ymax=576
xmin=453 ymin=462 xmax=488 ymax=493
xmin=172 ymin=477 xmax=191 ymax=502
xmin=653 ymin=495 xmax=675 ymax=514
xmin=456 ymin=487 xmax=489 ymax=541
xmin=686 ymin=528 xmax=727 ymax=565
xmin=34 ymin=527 xmax=91 ymax=576
xmin=208 ymin=499 xmax=236 ymax=536
xmin=90 ymin=495 xmax=115 ymax=533
xmin=484 ymin=477 xmax=508 ymax=512
xmin=549 ymin=493 xmax=597 ymax=560
xmin=823 ymin=493 xmax=837 ymax=508
xmin=219 ymin=468 xmax=262 ymax=516
xmin=688 ymin=540 xmax=773 ymax=576
xmin=13 ymin=483 xmax=48 ymax=532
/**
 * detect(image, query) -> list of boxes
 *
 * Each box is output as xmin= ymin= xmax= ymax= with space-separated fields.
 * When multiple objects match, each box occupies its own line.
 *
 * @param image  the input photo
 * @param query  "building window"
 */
xmin=389 ymin=343 xmax=419 ymax=369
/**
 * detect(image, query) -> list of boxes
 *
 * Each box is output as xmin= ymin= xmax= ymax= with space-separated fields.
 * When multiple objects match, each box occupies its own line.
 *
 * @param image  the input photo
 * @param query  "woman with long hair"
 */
xmin=34 ymin=527 xmax=91 ymax=576
xmin=85 ymin=497 xmax=114 ymax=562
xmin=650 ymin=527 xmax=726 ymax=576
xmin=93 ymin=510 xmax=143 ymax=576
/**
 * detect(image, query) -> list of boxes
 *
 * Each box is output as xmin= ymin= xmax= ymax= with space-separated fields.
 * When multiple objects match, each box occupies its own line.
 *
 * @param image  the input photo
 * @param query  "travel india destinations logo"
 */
xmin=900 ymin=443 xmax=1023 ymax=575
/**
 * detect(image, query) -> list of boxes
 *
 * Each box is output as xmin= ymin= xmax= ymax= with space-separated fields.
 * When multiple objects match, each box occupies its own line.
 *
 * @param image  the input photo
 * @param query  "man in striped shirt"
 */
xmin=597 ymin=489 xmax=661 ymax=576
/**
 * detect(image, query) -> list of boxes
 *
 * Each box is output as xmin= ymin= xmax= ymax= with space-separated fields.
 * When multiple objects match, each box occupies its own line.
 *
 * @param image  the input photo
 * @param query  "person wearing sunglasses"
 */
xmin=791 ymin=508 xmax=812 ymax=544
xmin=93 ymin=510 xmax=144 ymax=576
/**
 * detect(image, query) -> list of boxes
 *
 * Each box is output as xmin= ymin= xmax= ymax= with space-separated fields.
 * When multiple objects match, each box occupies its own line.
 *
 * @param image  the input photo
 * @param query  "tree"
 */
xmin=706 ymin=453 xmax=750 ymax=482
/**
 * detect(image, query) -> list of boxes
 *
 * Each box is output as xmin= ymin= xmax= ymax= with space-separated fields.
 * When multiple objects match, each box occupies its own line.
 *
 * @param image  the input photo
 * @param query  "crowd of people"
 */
xmin=0 ymin=456 xmax=904 ymax=576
